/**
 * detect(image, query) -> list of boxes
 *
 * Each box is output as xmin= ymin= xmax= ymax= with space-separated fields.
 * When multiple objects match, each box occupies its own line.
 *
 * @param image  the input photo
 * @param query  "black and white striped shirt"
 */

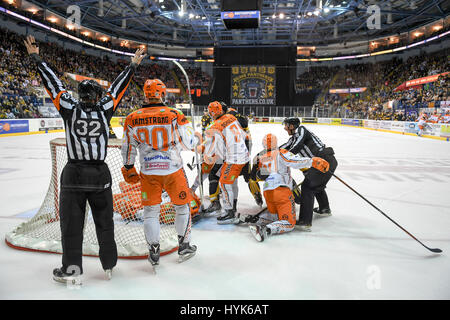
xmin=32 ymin=53 xmax=135 ymax=161
xmin=279 ymin=125 xmax=326 ymax=158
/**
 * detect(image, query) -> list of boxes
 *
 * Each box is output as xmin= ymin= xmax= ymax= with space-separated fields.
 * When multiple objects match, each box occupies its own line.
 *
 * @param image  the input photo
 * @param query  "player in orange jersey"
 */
xmin=203 ymin=101 xmax=250 ymax=224
xmin=121 ymin=79 xmax=199 ymax=266
xmin=245 ymin=134 xmax=329 ymax=241
xmin=416 ymin=113 xmax=428 ymax=136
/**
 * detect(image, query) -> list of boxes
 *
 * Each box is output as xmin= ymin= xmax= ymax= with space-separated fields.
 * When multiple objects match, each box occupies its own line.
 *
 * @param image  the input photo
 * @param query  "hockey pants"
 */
xmin=299 ymin=151 xmax=338 ymax=225
xmin=59 ymin=187 xmax=117 ymax=275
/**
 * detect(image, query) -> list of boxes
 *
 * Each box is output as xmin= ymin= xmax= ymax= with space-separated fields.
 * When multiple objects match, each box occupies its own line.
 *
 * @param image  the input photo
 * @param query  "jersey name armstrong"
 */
xmin=132 ymin=116 xmax=169 ymax=125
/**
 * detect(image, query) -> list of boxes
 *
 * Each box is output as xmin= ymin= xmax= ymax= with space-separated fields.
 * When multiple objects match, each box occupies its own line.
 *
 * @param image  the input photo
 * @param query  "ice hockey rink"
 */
xmin=0 ymin=122 xmax=449 ymax=300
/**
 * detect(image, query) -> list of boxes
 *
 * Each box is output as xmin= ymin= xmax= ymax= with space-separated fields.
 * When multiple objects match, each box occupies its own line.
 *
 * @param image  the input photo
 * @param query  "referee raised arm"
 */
xmin=24 ymin=35 xmax=147 ymax=284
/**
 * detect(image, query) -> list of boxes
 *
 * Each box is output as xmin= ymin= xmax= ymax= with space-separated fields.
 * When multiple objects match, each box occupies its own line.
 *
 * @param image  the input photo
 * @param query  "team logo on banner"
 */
xmin=231 ymin=65 xmax=276 ymax=105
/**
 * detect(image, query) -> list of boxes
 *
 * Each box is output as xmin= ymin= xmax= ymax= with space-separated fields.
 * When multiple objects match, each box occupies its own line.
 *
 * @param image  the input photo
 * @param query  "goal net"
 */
xmin=5 ymin=138 xmax=178 ymax=259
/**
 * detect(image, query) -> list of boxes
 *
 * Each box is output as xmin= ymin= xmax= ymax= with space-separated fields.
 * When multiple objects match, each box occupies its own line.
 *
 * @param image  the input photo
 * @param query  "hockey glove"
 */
xmin=311 ymin=157 xmax=330 ymax=173
xmin=121 ymin=166 xmax=140 ymax=184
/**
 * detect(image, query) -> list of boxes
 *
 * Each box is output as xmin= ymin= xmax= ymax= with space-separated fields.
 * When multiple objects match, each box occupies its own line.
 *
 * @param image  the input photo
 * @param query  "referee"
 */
xmin=280 ymin=117 xmax=338 ymax=231
xmin=24 ymin=35 xmax=147 ymax=283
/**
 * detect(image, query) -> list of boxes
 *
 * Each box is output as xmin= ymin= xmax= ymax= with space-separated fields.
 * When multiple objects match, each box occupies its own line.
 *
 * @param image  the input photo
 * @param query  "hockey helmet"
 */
xmin=283 ymin=117 xmax=301 ymax=129
xmin=207 ymin=101 xmax=227 ymax=119
xmin=78 ymin=80 xmax=104 ymax=102
xmin=262 ymin=133 xmax=278 ymax=151
xmin=143 ymin=79 xmax=167 ymax=101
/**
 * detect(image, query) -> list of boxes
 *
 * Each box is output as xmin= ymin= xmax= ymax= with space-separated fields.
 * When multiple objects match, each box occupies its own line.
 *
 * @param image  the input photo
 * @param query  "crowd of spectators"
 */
xmin=0 ymin=25 xmax=212 ymax=119
xmin=305 ymin=47 xmax=449 ymax=121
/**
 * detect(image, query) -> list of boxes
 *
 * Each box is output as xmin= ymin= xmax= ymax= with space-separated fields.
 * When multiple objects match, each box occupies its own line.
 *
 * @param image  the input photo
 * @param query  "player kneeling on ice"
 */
xmin=121 ymin=79 xmax=199 ymax=267
xmin=245 ymin=134 xmax=329 ymax=242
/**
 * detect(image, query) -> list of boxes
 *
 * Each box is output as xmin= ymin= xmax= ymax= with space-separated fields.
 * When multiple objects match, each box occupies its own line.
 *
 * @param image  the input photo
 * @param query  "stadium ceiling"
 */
xmin=26 ymin=0 xmax=449 ymax=48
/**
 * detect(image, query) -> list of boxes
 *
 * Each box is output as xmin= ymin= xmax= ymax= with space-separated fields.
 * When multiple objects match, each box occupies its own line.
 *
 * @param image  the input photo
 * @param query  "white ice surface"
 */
xmin=0 ymin=123 xmax=449 ymax=300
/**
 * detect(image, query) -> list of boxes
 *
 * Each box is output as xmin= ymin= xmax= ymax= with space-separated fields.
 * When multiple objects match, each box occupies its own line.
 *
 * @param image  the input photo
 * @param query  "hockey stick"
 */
xmin=172 ymin=60 xmax=204 ymax=208
xmin=239 ymin=206 xmax=268 ymax=224
xmin=186 ymin=156 xmax=195 ymax=171
xmin=332 ymin=173 xmax=442 ymax=253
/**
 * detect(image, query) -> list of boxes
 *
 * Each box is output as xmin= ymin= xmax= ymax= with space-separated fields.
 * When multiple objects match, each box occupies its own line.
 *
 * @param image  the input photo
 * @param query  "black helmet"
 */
xmin=219 ymin=101 xmax=228 ymax=113
xmin=78 ymin=80 xmax=104 ymax=102
xmin=283 ymin=117 xmax=301 ymax=129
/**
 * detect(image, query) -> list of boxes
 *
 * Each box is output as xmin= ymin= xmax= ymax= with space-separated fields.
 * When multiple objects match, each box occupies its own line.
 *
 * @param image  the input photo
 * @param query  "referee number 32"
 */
xmin=75 ymin=119 xmax=102 ymax=137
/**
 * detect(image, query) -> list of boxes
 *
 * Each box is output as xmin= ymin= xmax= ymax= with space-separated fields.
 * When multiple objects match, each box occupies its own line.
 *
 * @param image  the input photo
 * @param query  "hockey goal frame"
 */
xmin=5 ymin=138 xmax=179 ymax=259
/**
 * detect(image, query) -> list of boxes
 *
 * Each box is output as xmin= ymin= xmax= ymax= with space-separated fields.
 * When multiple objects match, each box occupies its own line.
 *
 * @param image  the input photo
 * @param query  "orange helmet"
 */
xmin=207 ymin=101 xmax=226 ymax=119
xmin=262 ymin=133 xmax=278 ymax=151
xmin=143 ymin=79 xmax=166 ymax=100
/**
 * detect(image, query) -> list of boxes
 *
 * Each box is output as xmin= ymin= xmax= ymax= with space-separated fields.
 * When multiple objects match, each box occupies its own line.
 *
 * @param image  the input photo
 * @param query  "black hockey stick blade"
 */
xmin=186 ymin=156 xmax=195 ymax=171
xmin=332 ymin=173 xmax=442 ymax=254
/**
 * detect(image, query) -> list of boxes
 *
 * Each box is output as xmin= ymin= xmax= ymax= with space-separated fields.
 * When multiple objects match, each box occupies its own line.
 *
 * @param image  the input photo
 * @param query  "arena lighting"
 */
xmin=48 ymin=17 xmax=57 ymax=23
xmin=1 ymin=5 xmax=447 ymax=62
xmin=413 ymin=32 xmax=422 ymax=37
xmin=179 ymin=10 xmax=185 ymax=17
xmin=307 ymin=11 xmax=313 ymax=16
xmin=279 ymin=13 xmax=284 ymax=19
xmin=433 ymin=25 xmax=442 ymax=31
xmin=324 ymin=8 xmax=330 ymax=13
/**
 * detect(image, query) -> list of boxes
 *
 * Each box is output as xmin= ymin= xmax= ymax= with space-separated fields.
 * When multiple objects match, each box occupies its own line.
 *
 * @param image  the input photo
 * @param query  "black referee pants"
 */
xmin=299 ymin=151 xmax=338 ymax=226
xmin=59 ymin=163 xmax=117 ymax=275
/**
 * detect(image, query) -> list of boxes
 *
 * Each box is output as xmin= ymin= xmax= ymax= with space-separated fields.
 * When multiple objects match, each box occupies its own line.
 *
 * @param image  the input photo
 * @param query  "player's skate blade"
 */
xmin=217 ymin=210 xmax=240 ymax=225
xmin=178 ymin=243 xmax=197 ymax=263
xmin=313 ymin=207 xmax=332 ymax=217
xmin=203 ymin=201 xmax=221 ymax=217
xmin=148 ymin=243 xmax=160 ymax=273
xmin=249 ymin=225 xmax=266 ymax=242
xmin=53 ymin=268 xmax=82 ymax=285
xmin=105 ymin=269 xmax=112 ymax=280
xmin=295 ymin=223 xmax=312 ymax=232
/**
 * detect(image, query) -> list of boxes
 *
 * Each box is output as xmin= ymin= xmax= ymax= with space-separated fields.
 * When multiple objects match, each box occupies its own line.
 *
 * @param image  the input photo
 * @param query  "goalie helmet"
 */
xmin=282 ymin=117 xmax=301 ymax=129
xmin=78 ymin=80 xmax=104 ymax=103
xmin=143 ymin=79 xmax=166 ymax=101
xmin=262 ymin=133 xmax=278 ymax=151
xmin=207 ymin=101 xmax=227 ymax=119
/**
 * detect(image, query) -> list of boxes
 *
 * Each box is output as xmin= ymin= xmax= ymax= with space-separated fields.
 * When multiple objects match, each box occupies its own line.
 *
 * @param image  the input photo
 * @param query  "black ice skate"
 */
xmin=52 ymin=267 xmax=82 ymax=285
xmin=295 ymin=220 xmax=312 ymax=232
xmin=249 ymin=225 xmax=270 ymax=242
xmin=178 ymin=242 xmax=197 ymax=263
xmin=148 ymin=243 xmax=160 ymax=266
xmin=313 ymin=207 xmax=332 ymax=217
xmin=204 ymin=199 xmax=221 ymax=216
xmin=104 ymin=269 xmax=113 ymax=280
xmin=217 ymin=209 xmax=240 ymax=225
